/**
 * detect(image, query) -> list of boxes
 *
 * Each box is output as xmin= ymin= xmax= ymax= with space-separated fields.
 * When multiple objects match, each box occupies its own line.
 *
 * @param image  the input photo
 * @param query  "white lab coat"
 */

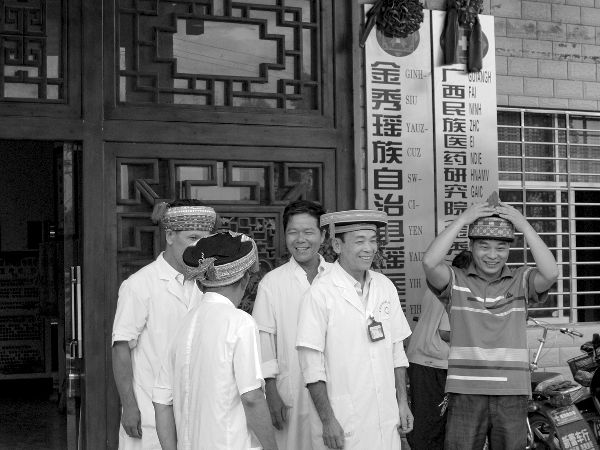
xmin=296 ymin=262 xmax=411 ymax=450
xmin=112 ymin=253 xmax=203 ymax=450
xmin=252 ymin=256 xmax=331 ymax=450
xmin=153 ymin=292 xmax=264 ymax=450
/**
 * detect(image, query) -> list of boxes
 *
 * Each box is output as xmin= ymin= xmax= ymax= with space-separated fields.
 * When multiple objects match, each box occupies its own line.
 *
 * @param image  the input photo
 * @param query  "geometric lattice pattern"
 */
xmin=0 ymin=0 xmax=66 ymax=101
xmin=117 ymin=0 xmax=319 ymax=109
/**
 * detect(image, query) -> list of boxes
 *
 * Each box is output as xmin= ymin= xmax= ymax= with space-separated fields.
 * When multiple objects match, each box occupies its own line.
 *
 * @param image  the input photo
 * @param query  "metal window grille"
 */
xmin=498 ymin=108 xmax=600 ymax=323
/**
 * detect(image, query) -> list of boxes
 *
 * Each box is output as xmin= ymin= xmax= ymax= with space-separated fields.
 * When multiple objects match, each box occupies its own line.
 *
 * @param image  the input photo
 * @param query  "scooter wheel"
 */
xmin=529 ymin=413 xmax=560 ymax=449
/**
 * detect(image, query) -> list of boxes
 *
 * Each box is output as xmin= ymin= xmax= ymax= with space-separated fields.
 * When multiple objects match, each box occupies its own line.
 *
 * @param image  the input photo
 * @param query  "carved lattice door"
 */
xmin=108 ymin=143 xmax=335 ymax=312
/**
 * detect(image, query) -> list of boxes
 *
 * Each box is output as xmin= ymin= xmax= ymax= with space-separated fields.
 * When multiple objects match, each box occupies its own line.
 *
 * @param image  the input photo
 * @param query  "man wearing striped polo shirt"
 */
xmin=422 ymin=198 xmax=558 ymax=450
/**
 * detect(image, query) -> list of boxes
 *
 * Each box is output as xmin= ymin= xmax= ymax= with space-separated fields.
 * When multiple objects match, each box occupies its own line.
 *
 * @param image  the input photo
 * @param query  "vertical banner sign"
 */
xmin=431 ymin=12 xmax=499 ymax=260
xmin=364 ymin=7 xmax=435 ymax=325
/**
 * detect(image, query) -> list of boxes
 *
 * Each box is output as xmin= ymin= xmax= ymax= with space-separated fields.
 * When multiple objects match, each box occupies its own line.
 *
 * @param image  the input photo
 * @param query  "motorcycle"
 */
xmin=527 ymin=318 xmax=600 ymax=450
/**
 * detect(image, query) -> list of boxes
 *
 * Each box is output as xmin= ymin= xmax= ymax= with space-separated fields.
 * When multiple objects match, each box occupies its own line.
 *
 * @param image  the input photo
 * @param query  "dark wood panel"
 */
xmin=102 ymin=120 xmax=342 ymax=147
xmin=0 ymin=118 xmax=84 ymax=140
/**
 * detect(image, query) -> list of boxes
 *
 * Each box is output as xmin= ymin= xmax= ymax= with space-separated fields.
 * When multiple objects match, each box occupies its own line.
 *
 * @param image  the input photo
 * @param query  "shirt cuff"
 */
xmin=302 ymin=367 xmax=327 ymax=385
xmin=152 ymin=386 xmax=173 ymax=405
xmin=261 ymin=359 xmax=279 ymax=379
xmin=298 ymin=347 xmax=327 ymax=385
xmin=393 ymin=342 xmax=409 ymax=368
xmin=238 ymin=382 xmax=263 ymax=396
xmin=111 ymin=332 xmax=138 ymax=349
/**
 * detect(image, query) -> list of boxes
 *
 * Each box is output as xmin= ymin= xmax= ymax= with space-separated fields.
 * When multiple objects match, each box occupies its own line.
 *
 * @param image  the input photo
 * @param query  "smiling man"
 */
xmin=296 ymin=209 xmax=412 ymax=450
xmin=252 ymin=200 xmax=331 ymax=450
xmin=422 ymin=197 xmax=558 ymax=450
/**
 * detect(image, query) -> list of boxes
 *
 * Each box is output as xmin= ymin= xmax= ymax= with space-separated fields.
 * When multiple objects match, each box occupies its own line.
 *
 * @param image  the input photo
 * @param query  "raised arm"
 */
xmin=423 ymin=203 xmax=495 ymax=291
xmin=496 ymin=202 xmax=558 ymax=292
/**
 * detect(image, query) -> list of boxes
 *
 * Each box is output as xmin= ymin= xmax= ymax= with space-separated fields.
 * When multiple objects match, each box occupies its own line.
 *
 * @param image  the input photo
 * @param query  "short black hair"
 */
xmin=283 ymin=200 xmax=326 ymax=231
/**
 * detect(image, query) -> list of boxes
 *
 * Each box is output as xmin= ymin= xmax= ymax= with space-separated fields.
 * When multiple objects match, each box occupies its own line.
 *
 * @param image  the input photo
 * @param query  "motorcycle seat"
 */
xmin=531 ymin=372 xmax=566 ymax=392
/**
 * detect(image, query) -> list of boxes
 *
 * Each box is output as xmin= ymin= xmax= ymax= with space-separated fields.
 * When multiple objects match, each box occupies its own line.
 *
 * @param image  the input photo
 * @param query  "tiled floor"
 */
xmin=0 ymin=380 xmax=67 ymax=450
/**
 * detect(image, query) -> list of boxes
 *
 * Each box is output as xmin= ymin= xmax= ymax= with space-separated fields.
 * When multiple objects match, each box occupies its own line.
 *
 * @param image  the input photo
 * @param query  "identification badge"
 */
xmin=368 ymin=317 xmax=385 ymax=342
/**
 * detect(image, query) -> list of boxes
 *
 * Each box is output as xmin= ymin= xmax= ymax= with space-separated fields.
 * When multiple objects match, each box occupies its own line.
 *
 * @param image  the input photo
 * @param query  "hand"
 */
xmin=397 ymin=401 xmax=414 ymax=435
xmin=265 ymin=385 xmax=290 ymax=430
xmin=459 ymin=202 xmax=496 ymax=226
xmin=121 ymin=403 xmax=142 ymax=439
xmin=322 ymin=417 xmax=345 ymax=449
xmin=495 ymin=202 xmax=529 ymax=232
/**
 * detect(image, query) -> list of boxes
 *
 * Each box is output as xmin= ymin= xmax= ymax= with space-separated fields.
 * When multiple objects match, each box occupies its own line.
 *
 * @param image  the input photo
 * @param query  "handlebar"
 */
xmin=528 ymin=317 xmax=583 ymax=338
xmin=560 ymin=328 xmax=584 ymax=338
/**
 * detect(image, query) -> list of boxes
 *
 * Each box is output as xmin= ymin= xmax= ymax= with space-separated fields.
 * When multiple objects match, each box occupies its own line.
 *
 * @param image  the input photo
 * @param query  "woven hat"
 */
xmin=468 ymin=216 xmax=515 ymax=242
xmin=182 ymin=231 xmax=258 ymax=287
xmin=320 ymin=210 xmax=388 ymax=239
xmin=152 ymin=202 xmax=216 ymax=232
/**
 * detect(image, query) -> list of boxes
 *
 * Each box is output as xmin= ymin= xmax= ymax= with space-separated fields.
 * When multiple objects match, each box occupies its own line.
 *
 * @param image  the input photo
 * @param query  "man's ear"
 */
xmin=319 ymin=229 xmax=326 ymax=245
xmin=331 ymin=237 xmax=342 ymax=255
xmin=165 ymin=230 xmax=176 ymax=246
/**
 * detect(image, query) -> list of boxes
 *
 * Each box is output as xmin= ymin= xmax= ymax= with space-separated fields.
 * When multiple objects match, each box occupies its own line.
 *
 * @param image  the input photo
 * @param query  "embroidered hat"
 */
xmin=182 ymin=231 xmax=259 ymax=287
xmin=151 ymin=201 xmax=217 ymax=232
xmin=468 ymin=216 xmax=515 ymax=242
xmin=320 ymin=209 xmax=388 ymax=240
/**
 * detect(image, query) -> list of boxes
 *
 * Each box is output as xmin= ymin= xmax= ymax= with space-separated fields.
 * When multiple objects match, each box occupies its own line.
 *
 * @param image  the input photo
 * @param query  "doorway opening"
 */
xmin=0 ymin=140 xmax=81 ymax=449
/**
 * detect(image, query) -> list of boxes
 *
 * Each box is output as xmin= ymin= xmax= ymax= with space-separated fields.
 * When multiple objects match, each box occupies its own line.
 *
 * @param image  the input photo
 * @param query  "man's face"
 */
xmin=285 ymin=213 xmax=325 ymax=266
xmin=470 ymin=239 xmax=510 ymax=280
xmin=165 ymin=229 xmax=211 ymax=273
xmin=335 ymin=229 xmax=378 ymax=278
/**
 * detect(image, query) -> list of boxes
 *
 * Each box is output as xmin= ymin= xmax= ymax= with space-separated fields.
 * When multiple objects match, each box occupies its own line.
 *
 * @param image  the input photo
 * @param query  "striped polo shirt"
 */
xmin=433 ymin=263 xmax=547 ymax=396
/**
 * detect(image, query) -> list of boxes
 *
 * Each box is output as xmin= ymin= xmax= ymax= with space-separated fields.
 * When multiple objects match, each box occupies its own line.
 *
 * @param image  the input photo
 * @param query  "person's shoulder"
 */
xmin=373 ymin=270 xmax=396 ymax=286
xmin=123 ymin=259 xmax=160 ymax=283
xmin=259 ymin=262 xmax=291 ymax=284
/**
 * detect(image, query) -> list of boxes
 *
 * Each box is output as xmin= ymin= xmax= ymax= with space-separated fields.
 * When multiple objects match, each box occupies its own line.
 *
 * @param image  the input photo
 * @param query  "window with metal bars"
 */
xmin=498 ymin=108 xmax=600 ymax=323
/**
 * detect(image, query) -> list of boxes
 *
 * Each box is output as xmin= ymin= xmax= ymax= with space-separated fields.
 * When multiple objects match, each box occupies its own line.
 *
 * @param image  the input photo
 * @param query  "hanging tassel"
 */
xmin=359 ymin=0 xmax=385 ymax=48
xmin=441 ymin=0 xmax=460 ymax=65
xmin=439 ymin=394 xmax=449 ymax=416
xmin=467 ymin=16 xmax=483 ymax=72
xmin=151 ymin=201 xmax=169 ymax=225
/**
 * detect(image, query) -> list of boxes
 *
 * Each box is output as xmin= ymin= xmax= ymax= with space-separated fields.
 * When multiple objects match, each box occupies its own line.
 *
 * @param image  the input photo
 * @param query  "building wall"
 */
xmin=427 ymin=0 xmax=600 ymax=110
xmin=356 ymin=0 xmax=600 ymax=377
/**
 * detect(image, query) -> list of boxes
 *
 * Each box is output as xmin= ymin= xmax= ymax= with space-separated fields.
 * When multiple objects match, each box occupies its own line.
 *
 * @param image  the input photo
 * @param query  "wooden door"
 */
xmin=104 ymin=141 xmax=337 ymax=446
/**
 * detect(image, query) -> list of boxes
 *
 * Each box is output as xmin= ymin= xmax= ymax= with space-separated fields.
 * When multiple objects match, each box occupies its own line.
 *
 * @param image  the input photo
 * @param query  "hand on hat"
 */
xmin=494 ymin=202 xmax=530 ymax=232
xmin=460 ymin=202 xmax=497 ymax=225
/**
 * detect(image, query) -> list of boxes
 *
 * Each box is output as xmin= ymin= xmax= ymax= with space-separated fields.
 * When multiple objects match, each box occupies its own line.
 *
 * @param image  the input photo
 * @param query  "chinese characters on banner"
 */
xmin=364 ymin=7 xmax=435 ymax=322
xmin=431 ymin=12 xmax=499 ymax=261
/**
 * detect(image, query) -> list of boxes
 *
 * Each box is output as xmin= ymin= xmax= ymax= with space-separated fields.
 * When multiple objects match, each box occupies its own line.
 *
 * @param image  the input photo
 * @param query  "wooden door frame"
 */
xmin=0 ymin=1 xmax=356 ymax=448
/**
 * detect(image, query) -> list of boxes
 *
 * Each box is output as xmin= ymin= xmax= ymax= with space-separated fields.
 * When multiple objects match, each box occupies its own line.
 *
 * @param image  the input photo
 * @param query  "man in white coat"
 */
xmin=153 ymin=231 xmax=278 ymax=450
xmin=296 ymin=210 xmax=413 ymax=450
xmin=253 ymin=200 xmax=332 ymax=450
xmin=112 ymin=200 xmax=217 ymax=449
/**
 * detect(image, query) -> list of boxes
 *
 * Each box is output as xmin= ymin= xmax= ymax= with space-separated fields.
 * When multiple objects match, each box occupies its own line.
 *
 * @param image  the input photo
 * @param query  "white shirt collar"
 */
xmin=157 ymin=252 xmax=182 ymax=281
xmin=289 ymin=254 xmax=328 ymax=274
xmin=202 ymin=291 xmax=234 ymax=307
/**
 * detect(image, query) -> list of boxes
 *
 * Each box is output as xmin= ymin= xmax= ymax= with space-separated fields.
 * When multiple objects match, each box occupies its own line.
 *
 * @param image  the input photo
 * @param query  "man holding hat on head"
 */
xmin=296 ymin=209 xmax=413 ymax=450
xmin=422 ymin=194 xmax=558 ymax=450
xmin=152 ymin=231 xmax=278 ymax=450
xmin=112 ymin=199 xmax=217 ymax=450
